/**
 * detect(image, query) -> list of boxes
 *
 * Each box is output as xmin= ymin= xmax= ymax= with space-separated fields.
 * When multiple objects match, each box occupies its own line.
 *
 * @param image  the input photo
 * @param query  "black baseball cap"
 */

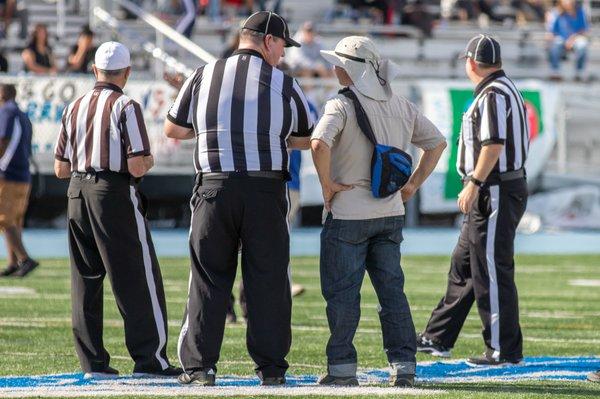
xmin=242 ymin=11 xmax=301 ymax=48
xmin=459 ymin=34 xmax=501 ymax=65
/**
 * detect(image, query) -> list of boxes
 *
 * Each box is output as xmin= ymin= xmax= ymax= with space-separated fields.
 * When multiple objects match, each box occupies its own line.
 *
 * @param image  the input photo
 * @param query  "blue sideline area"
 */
xmin=0 ymin=357 xmax=598 ymax=389
xmin=1 ymin=228 xmax=600 ymax=259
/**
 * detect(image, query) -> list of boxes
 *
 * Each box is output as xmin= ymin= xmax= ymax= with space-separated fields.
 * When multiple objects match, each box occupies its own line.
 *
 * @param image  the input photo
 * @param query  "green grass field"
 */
xmin=1 ymin=254 xmax=600 ymax=398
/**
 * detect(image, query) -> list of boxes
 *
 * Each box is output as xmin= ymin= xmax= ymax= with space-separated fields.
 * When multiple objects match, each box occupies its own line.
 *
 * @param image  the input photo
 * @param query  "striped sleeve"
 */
xmin=54 ymin=106 xmax=70 ymax=161
xmin=479 ymin=92 xmax=508 ymax=146
xmin=167 ymin=68 xmax=201 ymax=128
xmin=121 ymin=100 xmax=151 ymax=158
xmin=289 ymin=79 xmax=315 ymax=137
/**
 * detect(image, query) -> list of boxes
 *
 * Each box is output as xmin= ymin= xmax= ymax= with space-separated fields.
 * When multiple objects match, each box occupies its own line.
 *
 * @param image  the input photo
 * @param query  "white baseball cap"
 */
xmin=94 ymin=41 xmax=131 ymax=71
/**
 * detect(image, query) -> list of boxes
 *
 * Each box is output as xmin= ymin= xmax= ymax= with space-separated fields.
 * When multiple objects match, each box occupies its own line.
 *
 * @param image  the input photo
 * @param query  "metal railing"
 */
xmin=90 ymin=0 xmax=216 ymax=77
xmin=93 ymin=6 xmax=194 ymax=77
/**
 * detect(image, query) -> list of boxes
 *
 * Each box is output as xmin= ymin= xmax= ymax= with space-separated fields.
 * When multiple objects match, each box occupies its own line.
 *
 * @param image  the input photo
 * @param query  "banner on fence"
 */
xmin=418 ymin=80 xmax=559 ymax=213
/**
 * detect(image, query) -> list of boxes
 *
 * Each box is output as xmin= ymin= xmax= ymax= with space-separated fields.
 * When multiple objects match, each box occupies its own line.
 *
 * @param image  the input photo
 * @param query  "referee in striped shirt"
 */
xmin=417 ymin=35 xmax=529 ymax=366
xmin=165 ymin=11 xmax=314 ymax=386
xmin=54 ymin=42 xmax=180 ymax=379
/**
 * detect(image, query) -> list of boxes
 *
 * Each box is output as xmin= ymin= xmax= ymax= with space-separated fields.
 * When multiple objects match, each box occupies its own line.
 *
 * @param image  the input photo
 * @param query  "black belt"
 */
xmin=463 ymin=169 xmax=526 ymax=186
xmin=72 ymin=170 xmax=138 ymax=183
xmin=198 ymin=171 xmax=287 ymax=183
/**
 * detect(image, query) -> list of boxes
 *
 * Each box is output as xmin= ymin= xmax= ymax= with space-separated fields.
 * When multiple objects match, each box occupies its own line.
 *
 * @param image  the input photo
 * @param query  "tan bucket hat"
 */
xmin=320 ymin=36 xmax=401 ymax=101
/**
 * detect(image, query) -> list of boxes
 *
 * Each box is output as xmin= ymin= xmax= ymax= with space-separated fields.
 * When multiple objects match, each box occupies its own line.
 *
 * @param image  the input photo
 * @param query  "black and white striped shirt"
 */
xmin=167 ymin=49 xmax=315 ymax=173
xmin=457 ymin=70 xmax=529 ymax=178
xmin=54 ymin=82 xmax=150 ymax=173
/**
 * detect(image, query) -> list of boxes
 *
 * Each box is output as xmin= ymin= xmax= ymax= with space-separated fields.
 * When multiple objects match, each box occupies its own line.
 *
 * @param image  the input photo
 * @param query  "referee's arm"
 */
xmin=54 ymin=107 xmax=71 ymax=179
xmin=458 ymin=92 xmax=507 ymax=213
xmin=164 ymin=69 xmax=198 ymax=140
xmin=287 ymin=80 xmax=315 ymax=150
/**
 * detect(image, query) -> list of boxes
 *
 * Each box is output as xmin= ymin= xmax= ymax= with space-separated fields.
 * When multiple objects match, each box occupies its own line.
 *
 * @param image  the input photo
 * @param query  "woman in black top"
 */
xmin=21 ymin=24 xmax=57 ymax=74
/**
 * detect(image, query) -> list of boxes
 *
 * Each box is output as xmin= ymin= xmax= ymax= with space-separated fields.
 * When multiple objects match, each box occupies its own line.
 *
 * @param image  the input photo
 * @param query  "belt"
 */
xmin=72 ymin=170 xmax=137 ymax=183
xmin=200 ymin=171 xmax=287 ymax=181
xmin=463 ymin=168 xmax=526 ymax=186
xmin=71 ymin=171 xmax=96 ymax=179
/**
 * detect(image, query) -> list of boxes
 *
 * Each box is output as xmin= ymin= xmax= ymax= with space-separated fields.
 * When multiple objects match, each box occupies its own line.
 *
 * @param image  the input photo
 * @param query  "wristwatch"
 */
xmin=468 ymin=176 xmax=485 ymax=188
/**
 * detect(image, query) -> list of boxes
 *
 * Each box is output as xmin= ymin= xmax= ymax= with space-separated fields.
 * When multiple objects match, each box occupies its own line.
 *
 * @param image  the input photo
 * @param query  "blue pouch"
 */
xmin=340 ymin=88 xmax=412 ymax=198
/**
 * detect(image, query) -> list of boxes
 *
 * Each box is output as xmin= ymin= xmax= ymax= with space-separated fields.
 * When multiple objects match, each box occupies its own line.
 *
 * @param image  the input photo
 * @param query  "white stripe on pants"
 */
xmin=485 ymin=185 xmax=501 ymax=359
xmin=129 ymin=186 xmax=169 ymax=369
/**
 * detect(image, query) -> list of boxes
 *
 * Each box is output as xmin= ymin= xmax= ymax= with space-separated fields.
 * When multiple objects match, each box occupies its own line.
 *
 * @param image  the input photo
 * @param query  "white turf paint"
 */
xmin=0 ymin=287 xmax=36 ymax=296
xmin=569 ymin=279 xmax=600 ymax=287
xmin=0 ymin=383 xmax=441 ymax=398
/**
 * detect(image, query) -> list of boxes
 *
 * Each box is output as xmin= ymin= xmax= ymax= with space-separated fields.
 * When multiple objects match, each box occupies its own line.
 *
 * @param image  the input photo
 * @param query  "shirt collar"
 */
xmin=94 ymin=81 xmax=124 ymax=93
xmin=474 ymin=69 xmax=506 ymax=96
xmin=232 ymin=48 xmax=266 ymax=61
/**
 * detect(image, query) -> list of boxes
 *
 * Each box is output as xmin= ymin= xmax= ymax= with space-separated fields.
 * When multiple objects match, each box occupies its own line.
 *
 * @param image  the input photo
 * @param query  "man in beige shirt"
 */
xmin=311 ymin=36 xmax=446 ymax=387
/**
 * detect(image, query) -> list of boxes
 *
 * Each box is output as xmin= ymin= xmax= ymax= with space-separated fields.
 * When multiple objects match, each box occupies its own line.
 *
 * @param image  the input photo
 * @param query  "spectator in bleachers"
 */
xmin=0 ymin=50 xmax=8 ymax=72
xmin=66 ymin=25 xmax=96 ymax=74
xmin=176 ymin=0 xmax=197 ymax=38
xmin=21 ymin=24 xmax=57 ymax=75
xmin=401 ymin=0 xmax=435 ymax=37
xmin=512 ymin=0 xmax=546 ymax=23
xmin=223 ymin=0 xmax=253 ymax=16
xmin=546 ymin=0 xmax=589 ymax=81
xmin=258 ymin=0 xmax=282 ymax=14
xmin=287 ymin=22 xmax=334 ymax=79
xmin=0 ymin=0 xmax=27 ymax=39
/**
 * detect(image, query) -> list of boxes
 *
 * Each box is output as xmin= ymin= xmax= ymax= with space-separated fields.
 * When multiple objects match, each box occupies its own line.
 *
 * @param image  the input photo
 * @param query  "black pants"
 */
xmin=178 ymin=176 xmax=291 ymax=379
xmin=67 ymin=172 xmax=169 ymax=372
xmin=423 ymin=178 xmax=527 ymax=360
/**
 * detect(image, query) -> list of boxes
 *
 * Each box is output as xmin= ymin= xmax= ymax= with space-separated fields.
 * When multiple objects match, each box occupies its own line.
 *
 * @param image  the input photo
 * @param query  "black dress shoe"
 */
xmin=317 ymin=374 xmax=359 ymax=386
xmin=390 ymin=373 xmax=415 ymax=387
xmin=0 ymin=264 xmax=18 ymax=277
xmin=13 ymin=258 xmax=39 ymax=277
xmin=83 ymin=366 xmax=119 ymax=380
xmin=178 ymin=369 xmax=216 ymax=386
xmin=261 ymin=376 xmax=286 ymax=386
xmin=133 ymin=365 xmax=183 ymax=378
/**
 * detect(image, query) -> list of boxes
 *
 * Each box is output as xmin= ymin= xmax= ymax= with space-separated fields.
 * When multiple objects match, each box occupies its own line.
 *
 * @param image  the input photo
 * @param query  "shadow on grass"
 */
xmin=421 ymin=381 xmax=600 ymax=397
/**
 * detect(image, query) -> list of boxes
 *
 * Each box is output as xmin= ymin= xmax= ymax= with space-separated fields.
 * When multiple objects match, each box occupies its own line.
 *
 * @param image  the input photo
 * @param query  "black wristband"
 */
xmin=468 ymin=176 xmax=485 ymax=188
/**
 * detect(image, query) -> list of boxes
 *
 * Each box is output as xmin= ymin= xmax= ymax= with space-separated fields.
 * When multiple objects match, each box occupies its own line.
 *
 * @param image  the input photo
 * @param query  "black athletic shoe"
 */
xmin=13 ymin=258 xmax=39 ymax=277
xmin=0 ymin=264 xmax=18 ymax=277
xmin=133 ymin=365 xmax=183 ymax=378
xmin=83 ymin=366 xmax=119 ymax=380
xmin=178 ymin=369 xmax=216 ymax=386
xmin=317 ymin=374 xmax=359 ymax=386
xmin=587 ymin=370 xmax=600 ymax=382
xmin=466 ymin=352 xmax=522 ymax=367
xmin=261 ymin=376 xmax=286 ymax=386
xmin=390 ymin=373 xmax=415 ymax=387
xmin=416 ymin=333 xmax=451 ymax=358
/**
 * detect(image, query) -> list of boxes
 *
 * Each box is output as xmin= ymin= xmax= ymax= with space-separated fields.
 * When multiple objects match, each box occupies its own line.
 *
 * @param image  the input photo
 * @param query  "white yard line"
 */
xmin=0 ymin=386 xmax=442 ymax=398
xmin=569 ymin=279 xmax=600 ymax=287
xmin=1 ymin=317 xmax=598 ymax=344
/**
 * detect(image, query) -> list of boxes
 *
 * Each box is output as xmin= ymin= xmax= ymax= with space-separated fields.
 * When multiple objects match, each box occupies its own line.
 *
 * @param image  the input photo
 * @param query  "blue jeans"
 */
xmin=549 ymin=37 xmax=588 ymax=72
xmin=320 ymin=215 xmax=416 ymax=377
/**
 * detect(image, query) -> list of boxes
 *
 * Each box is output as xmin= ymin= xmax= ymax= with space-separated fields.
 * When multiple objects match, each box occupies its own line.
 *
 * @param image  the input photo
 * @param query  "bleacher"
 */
xmin=3 ymin=0 xmax=598 ymax=80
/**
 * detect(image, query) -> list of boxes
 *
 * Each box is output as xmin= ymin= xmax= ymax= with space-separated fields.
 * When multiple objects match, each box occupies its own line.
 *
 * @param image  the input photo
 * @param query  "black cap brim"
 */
xmin=284 ymin=37 xmax=301 ymax=48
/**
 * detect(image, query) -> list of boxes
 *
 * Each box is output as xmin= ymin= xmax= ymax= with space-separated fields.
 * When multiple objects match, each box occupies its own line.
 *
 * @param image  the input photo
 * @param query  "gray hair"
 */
xmin=96 ymin=67 xmax=128 ymax=76
xmin=239 ymin=28 xmax=265 ymax=45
